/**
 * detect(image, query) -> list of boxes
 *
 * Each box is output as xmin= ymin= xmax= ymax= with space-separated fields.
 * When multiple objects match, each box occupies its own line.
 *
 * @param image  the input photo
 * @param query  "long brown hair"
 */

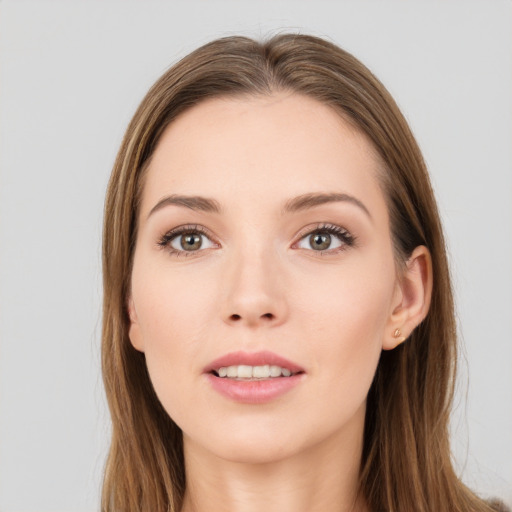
xmin=101 ymin=33 xmax=502 ymax=511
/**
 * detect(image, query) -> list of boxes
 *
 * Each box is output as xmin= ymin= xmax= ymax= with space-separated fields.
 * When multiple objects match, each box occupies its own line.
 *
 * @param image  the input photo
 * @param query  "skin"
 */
xmin=128 ymin=92 xmax=432 ymax=512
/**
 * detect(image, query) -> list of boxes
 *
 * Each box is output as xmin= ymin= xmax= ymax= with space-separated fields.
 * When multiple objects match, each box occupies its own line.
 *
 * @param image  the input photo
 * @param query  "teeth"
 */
xmin=253 ymin=365 xmax=270 ymax=378
xmin=269 ymin=365 xmax=281 ymax=377
xmin=215 ymin=365 xmax=295 ymax=379
xmin=238 ymin=365 xmax=253 ymax=378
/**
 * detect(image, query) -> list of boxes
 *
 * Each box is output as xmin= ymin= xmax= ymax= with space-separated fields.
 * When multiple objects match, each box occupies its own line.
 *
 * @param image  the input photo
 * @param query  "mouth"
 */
xmin=212 ymin=364 xmax=301 ymax=380
xmin=204 ymin=350 xmax=305 ymax=379
xmin=204 ymin=351 xmax=305 ymax=403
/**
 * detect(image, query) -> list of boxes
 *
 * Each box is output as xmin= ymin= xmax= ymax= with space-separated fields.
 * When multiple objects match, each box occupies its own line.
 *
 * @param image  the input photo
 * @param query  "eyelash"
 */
xmin=157 ymin=223 xmax=356 ymax=257
xmin=293 ymin=223 xmax=356 ymax=254
xmin=157 ymin=224 xmax=216 ymax=257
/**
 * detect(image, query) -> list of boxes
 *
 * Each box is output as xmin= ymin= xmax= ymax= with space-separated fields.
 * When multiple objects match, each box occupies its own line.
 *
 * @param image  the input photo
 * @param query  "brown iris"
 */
xmin=181 ymin=233 xmax=202 ymax=251
xmin=310 ymin=232 xmax=331 ymax=250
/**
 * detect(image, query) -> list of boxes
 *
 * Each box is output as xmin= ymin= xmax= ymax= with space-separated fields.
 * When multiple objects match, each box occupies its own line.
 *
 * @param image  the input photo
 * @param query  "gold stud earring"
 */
xmin=393 ymin=328 xmax=406 ymax=344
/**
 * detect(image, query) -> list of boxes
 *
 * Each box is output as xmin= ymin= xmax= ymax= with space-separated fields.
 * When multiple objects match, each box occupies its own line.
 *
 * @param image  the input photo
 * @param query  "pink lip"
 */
xmin=203 ymin=351 xmax=305 ymax=404
xmin=204 ymin=350 xmax=305 ymax=374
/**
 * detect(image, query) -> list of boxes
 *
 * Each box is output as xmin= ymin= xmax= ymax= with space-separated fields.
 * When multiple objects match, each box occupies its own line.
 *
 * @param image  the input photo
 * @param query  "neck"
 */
xmin=180 ymin=409 xmax=368 ymax=512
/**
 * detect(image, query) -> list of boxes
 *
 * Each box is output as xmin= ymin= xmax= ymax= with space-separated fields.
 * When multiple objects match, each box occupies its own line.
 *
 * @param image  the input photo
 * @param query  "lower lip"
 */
xmin=205 ymin=373 xmax=304 ymax=404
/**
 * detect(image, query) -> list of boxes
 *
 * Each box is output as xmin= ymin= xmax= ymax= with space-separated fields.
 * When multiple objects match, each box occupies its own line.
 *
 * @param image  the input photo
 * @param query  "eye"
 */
xmin=158 ymin=225 xmax=217 ymax=256
xmin=295 ymin=224 xmax=354 ymax=253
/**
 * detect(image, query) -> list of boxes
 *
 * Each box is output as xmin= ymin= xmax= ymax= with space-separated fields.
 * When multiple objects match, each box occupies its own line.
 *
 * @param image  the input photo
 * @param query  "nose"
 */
xmin=221 ymin=247 xmax=288 ymax=329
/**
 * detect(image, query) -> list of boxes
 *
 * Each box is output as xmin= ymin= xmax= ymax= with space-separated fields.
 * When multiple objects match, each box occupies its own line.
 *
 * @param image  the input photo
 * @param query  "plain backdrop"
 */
xmin=0 ymin=1 xmax=511 ymax=511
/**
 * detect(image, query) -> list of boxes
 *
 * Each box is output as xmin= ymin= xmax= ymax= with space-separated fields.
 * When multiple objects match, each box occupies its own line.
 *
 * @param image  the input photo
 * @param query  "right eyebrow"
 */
xmin=147 ymin=194 xmax=222 ymax=219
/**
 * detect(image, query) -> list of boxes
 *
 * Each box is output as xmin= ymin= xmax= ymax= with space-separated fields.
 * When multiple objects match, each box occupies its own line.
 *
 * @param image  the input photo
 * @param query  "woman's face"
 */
xmin=128 ymin=93 xmax=404 ymax=464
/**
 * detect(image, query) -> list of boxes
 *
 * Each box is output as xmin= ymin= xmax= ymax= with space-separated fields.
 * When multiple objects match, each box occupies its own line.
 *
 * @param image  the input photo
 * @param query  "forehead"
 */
xmin=140 ymin=93 xmax=385 ymax=216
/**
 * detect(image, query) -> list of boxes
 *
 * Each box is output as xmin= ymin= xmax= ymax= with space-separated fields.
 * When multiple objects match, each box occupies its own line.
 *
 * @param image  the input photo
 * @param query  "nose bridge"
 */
xmin=221 ymin=234 xmax=287 ymax=327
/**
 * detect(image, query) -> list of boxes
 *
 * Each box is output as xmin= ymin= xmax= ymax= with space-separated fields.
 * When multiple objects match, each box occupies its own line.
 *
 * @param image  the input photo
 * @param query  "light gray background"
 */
xmin=1 ymin=1 xmax=511 ymax=510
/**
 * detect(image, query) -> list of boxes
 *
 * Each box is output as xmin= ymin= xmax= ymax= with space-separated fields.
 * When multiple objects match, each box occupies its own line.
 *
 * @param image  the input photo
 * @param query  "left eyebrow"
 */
xmin=282 ymin=192 xmax=372 ymax=220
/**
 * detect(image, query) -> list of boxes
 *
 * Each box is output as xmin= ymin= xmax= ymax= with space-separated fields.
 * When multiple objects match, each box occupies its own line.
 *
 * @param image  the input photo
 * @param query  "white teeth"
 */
xmin=252 ymin=365 xmax=270 ymax=378
xmin=215 ymin=365 xmax=295 ymax=379
xmin=269 ymin=365 xmax=281 ymax=377
xmin=238 ymin=365 xmax=253 ymax=378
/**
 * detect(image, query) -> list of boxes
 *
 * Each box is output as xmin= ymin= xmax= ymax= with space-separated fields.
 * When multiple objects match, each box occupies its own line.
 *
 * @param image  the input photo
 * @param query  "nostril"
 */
xmin=229 ymin=313 xmax=274 ymax=322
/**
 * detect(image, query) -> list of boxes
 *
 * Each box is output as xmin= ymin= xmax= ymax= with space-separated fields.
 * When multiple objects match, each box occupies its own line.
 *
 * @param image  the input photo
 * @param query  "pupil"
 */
xmin=182 ymin=233 xmax=201 ymax=250
xmin=311 ymin=232 xmax=331 ymax=250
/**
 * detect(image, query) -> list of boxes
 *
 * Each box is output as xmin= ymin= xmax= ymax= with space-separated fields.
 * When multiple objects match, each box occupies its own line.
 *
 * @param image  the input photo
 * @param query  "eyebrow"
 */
xmin=283 ymin=192 xmax=371 ymax=219
xmin=147 ymin=191 xmax=371 ymax=220
xmin=148 ymin=194 xmax=222 ymax=219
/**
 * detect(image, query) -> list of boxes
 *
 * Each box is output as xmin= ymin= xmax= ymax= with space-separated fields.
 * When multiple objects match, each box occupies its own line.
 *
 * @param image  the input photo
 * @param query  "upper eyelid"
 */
xmin=162 ymin=224 xmax=214 ymax=237
xmin=293 ymin=223 xmax=350 ymax=240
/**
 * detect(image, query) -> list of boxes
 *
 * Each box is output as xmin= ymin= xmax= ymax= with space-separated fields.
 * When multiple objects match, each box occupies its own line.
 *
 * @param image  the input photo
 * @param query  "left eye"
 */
xmin=169 ymin=231 xmax=215 ymax=252
xmin=296 ymin=228 xmax=350 ymax=252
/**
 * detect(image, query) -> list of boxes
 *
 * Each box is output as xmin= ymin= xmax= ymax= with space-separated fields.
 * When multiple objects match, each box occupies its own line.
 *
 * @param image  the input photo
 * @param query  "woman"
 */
xmin=101 ymin=33 xmax=508 ymax=511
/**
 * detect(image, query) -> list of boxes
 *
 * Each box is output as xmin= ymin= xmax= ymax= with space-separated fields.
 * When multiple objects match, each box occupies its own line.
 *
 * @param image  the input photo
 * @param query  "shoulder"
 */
xmin=487 ymin=498 xmax=511 ymax=512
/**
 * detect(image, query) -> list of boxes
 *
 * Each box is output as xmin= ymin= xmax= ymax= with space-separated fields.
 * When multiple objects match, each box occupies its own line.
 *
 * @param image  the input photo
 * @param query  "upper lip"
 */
xmin=203 ymin=350 xmax=305 ymax=374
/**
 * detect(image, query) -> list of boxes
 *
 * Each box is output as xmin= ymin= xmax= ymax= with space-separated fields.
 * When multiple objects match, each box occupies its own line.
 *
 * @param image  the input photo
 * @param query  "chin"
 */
xmin=181 ymin=419 xmax=306 ymax=465
xmin=211 ymin=436 xmax=302 ymax=465
xmin=185 ymin=414 xmax=347 ymax=468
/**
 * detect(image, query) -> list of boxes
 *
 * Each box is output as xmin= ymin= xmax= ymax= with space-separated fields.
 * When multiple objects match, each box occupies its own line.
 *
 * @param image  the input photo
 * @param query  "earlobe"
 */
xmin=383 ymin=245 xmax=433 ymax=350
xmin=127 ymin=296 xmax=145 ymax=352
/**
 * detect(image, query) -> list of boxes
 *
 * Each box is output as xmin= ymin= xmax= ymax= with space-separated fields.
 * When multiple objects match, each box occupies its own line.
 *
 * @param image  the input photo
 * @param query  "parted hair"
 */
xmin=101 ymin=33 xmax=505 ymax=511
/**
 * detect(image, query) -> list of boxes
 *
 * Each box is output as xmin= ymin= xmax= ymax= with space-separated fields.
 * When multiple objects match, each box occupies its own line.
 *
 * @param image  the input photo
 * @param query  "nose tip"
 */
xmin=221 ymin=253 xmax=288 ymax=328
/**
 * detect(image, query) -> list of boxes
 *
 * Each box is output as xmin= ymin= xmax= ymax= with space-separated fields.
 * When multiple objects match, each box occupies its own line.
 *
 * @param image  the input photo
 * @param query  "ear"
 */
xmin=383 ymin=245 xmax=433 ymax=350
xmin=127 ymin=296 xmax=145 ymax=352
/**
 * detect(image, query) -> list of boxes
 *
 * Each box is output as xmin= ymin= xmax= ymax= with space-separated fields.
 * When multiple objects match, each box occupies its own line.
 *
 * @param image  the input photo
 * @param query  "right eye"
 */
xmin=170 ymin=232 xmax=215 ymax=252
xmin=158 ymin=225 xmax=217 ymax=256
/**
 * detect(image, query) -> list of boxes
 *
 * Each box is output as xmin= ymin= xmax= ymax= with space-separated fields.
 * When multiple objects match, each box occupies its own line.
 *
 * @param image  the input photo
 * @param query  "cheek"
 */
xmin=132 ymin=249 xmax=216 ymax=336
xmin=294 ymin=255 xmax=394 ymax=395
xmin=297 ymin=252 xmax=394 ymax=338
xmin=130 ymin=257 xmax=216 ymax=400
